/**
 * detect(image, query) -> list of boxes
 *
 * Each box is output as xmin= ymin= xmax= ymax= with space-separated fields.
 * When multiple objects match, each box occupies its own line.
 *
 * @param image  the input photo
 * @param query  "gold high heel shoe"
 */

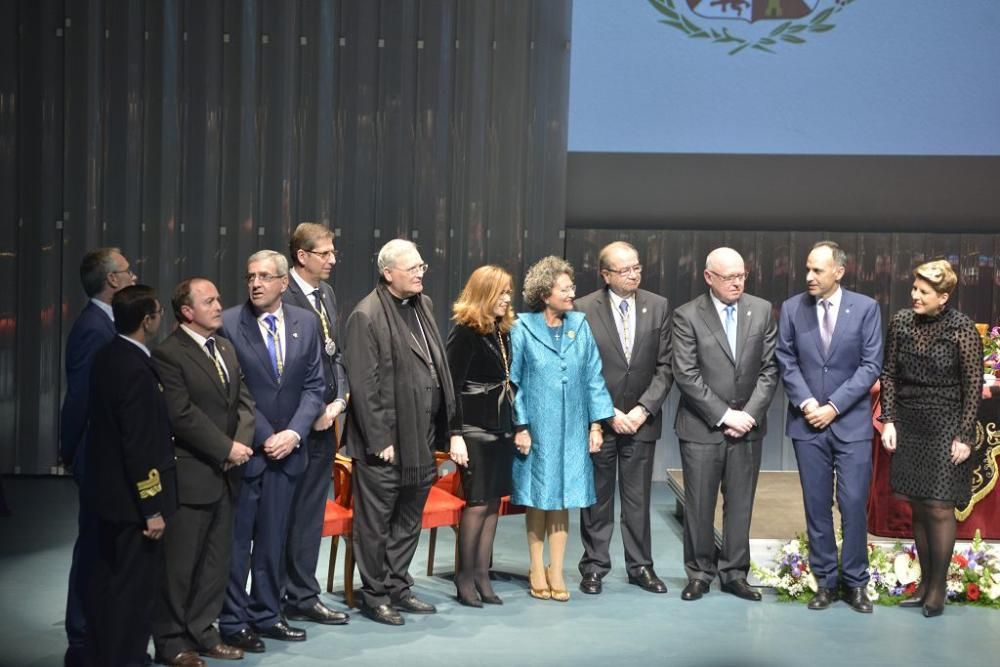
xmin=546 ymin=566 xmax=570 ymax=602
xmin=528 ymin=569 xmax=551 ymax=600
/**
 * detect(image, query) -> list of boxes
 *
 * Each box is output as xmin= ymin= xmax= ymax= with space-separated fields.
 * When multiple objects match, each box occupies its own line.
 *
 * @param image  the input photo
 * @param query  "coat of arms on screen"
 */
xmin=648 ymin=0 xmax=856 ymax=55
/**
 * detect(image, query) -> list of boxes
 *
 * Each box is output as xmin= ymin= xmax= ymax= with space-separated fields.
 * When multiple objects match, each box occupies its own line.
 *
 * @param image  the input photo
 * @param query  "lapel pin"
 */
xmin=641 ymin=307 xmax=647 ymax=314
xmin=291 ymin=332 xmax=299 ymax=339
xmin=845 ymin=309 xmax=851 ymax=314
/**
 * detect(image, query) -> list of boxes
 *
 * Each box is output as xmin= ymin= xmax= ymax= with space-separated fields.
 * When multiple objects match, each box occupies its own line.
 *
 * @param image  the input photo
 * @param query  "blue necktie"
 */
xmin=619 ymin=299 xmax=631 ymax=362
xmin=725 ymin=304 xmax=737 ymax=358
xmin=264 ymin=314 xmax=282 ymax=379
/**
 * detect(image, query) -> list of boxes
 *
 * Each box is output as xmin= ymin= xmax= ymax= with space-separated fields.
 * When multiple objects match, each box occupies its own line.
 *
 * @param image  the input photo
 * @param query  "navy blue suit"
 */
xmin=282 ymin=275 xmax=349 ymax=612
xmin=218 ymin=301 xmax=325 ymax=634
xmin=776 ymin=288 xmax=882 ymax=589
xmin=60 ymin=300 xmax=116 ymax=659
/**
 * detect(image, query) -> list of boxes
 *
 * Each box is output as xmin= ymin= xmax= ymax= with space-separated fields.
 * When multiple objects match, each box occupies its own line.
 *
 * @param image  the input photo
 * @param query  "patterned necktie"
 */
xmin=264 ymin=314 xmax=283 ymax=379
xmin=619 ymin=299 xmax=632 ymax=362
xmin=725 ymin=304 xmax=737 ymax=358
xmin=820 ymin=299 xmax=833 ymax=355
xmin=204 ymin=337 xmax=229 ymax=388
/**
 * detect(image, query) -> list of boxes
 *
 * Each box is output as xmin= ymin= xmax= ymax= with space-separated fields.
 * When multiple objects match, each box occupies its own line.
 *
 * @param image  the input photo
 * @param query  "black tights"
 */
xmin=455 ymin=499 xmax=500 ymax=600
xmin=909 ymin=498 xmax=956 ymax=609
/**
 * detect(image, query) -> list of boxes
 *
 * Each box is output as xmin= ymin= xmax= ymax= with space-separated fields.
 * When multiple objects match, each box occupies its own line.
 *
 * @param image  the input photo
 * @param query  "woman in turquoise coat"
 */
xmin=511 ymin=256 xmax=614 ymax=601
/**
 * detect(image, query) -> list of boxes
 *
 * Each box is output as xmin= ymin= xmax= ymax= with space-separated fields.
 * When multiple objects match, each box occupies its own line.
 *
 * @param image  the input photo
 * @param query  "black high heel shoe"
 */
xmin=899 ymin=589 xmax=925 ymax=608
xmin=455 ymin=576 xmax=483 ymax=608
xmin=922 ymin=604 xmax=944 ymax=618
xmin=476 ymin=581 xmax=503 ymax=605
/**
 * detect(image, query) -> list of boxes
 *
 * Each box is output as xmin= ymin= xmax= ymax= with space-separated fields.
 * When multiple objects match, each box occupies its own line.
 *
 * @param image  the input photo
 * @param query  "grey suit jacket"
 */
xmin=672 ymin=292 xmax=779 ymax=444
xmin=153 ymin=329 xmax=256 ymax=504
xmin=575 ymin=287 xmax=673 ymax=442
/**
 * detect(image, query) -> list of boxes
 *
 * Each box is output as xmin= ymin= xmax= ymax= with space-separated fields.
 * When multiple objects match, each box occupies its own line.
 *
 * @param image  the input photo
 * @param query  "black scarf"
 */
xmin=374 ymin=283 xmax=455 ymax=485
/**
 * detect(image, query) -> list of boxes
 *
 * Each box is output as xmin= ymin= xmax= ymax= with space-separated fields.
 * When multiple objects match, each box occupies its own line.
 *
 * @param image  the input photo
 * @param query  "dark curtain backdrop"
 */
xmin=1 ymin=0 xmax=572 ymax=475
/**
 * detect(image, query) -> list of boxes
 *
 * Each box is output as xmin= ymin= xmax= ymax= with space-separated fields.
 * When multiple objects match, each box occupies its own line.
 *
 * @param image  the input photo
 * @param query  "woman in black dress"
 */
xmin=446 ymin=265 xmax=516 ymax=607
xmin=880 ymin=260 xmax=982 ymax=617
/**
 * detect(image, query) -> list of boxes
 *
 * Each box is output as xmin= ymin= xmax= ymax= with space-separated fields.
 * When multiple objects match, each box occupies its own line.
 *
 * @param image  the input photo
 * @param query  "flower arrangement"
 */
xmin=751 ymin=530 xmax=1000 ymax=607
xmin=978 ymin=323 xmax=1000 ymax=378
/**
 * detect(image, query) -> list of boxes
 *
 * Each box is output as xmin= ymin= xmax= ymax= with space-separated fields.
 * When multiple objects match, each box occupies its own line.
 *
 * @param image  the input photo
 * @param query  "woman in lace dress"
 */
xmin=880 ymin=260 xmax=982 ymax=617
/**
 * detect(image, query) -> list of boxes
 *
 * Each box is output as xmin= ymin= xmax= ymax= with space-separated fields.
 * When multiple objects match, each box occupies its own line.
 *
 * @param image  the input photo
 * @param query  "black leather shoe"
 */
xmin=394 ymin=594 xmax=437 ymax=614
xmin=922 ymin=604 xmax=944 ymax=618
xmin=899 ymin=590 xmax=925 ymax=608
xmin=256 ymin=620 xmax=307 ymax=641
xmin=628 ymin=566 xmax=668 ymax=594
xmin=579 ymin=572 xmax=602 ymax=595
xmin=721 ymin=579 xmax=762 ymax=601
xmin=360 ymin=602 xmax=404 ymax=626
xmin=844 ymin=586 xmax=873 ymax=613
xmin=221 ymin=628 xmax=265 ymax=653
xmin=681 ymin=579 xmax=710 ymax=601
xmin=284 ymin=601 xmax=350 ymax=625
xmin=808 ymin=587 xmax=838 ymax=610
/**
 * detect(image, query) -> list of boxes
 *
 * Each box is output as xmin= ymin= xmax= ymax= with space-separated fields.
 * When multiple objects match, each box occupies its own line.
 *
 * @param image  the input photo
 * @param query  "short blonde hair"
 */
xmin=452 ymin=266 xmax=515 ymax=334
xmin=913 ymin=259 xmax=957 ymax=295
xmin=522 ymin=256 xmax=573 ymax=312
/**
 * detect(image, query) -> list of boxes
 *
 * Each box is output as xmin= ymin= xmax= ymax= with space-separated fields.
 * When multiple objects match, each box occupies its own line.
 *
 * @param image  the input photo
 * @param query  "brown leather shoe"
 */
xmin=198 ymin=644 xmax=244 ymax=661
xmin=161 ymin=651 xmax=206 ymax=667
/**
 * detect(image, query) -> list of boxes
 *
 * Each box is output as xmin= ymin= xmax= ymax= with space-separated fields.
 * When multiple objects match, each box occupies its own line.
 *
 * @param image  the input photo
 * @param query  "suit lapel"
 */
xmin=697 ymin=295 xmax=734 ymax=365
xmin=593 ymin=291 xmax=627 ymax=362
xmin=240 ymin=304 xmax=279 ymax=385
xmin=825 ymin=290 xmax=851 ymax=359
xmin=175 ymin=330 xmax=228 ymax=400
xmin=518 ymin=312 xmax=560 ymax=354
xmin=735 ymin=299 xmax=754 ymax=366
xmin=631 ymin=291 xmax=649 ymax=361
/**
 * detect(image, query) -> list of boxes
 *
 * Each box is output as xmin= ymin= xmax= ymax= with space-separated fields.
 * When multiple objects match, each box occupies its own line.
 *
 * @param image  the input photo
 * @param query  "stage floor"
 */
xmin=2 ymin=476 xmax=1000 ymax=667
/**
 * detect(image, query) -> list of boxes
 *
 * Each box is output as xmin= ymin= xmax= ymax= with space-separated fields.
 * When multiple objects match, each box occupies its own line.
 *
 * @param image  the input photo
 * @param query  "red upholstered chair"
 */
xmin=323 ymin=453 xmax=356 ymax=607
xmin=423 ymin=451 xmax=466 ymax=575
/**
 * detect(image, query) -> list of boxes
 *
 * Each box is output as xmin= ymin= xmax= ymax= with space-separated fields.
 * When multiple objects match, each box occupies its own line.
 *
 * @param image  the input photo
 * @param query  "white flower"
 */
xmin=804 ymin=571 xmax=818 ymax=593
xmin=866 ymin=580 xmax=879 ymax=601
xmin=894 ymin=553 xmax=921 ymax=586
xmin=782 ymin=540 xmax=801 ymax=555
xmin=947 ymin=580 xmax=963 ymax=594
xmin=987 ymin=583 xmax=1000 ymax=601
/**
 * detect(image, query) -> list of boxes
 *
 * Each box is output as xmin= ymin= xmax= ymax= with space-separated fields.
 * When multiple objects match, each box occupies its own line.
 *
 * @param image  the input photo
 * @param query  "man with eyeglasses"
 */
xmin=672 ymin=247 xmax=778 ymax=603
xmin=575 ymin=242 xmax=674 ymax=596
xmin=281 ymin=223 xmax=351 ymax=626
xmin=218 ymin=250 xmax=325 ymax=652
xmin=84 ymin=284 xmax=177 ymax=667
xmin=340 ymin=239 xmax=459 ymax=626
xmin=60 ymin=247 xmax=136 ymax=666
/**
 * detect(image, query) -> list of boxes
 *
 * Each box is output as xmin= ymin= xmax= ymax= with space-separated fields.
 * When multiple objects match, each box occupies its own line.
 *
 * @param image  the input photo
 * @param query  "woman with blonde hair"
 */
xmin=510 ymin=256 xmax=614 ymax=601
xmin=880 ymin=259 xmax=982 ymax=617
xmin=446 ymin=265 xmax=517 ymax=606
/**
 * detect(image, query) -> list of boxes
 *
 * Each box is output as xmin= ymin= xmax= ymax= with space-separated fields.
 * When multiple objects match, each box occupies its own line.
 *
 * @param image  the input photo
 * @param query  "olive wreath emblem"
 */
xmin=648 ymin=0 xmax=856 ymax=55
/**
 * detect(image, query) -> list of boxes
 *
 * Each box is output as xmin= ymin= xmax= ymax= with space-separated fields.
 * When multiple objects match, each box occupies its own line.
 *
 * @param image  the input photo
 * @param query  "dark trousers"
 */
xmin=352 ymin=457 xmax=435 ymax=609
xmin=87 ymin=519 xmax=164 ymax=667
xmin=220 ymin=468 xmax=297 ymax=635
xmin=793 ymin=432 xmax=872 ymax=589
xmin=579 ymin=435 xmax=656 ymax=578
xmin=679 ymin=438 xmax=762 ymax=584
xmin=283 ymin=429 xmax=336 ymax=611
xmin=66 ymin=490 xmax=99 ymax=656
xmin=152 ymin=496 xmax=232 ymax=657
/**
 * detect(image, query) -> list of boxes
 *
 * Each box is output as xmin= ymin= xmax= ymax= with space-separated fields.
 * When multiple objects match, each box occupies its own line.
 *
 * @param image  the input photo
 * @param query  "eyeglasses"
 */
xmin=708 ymin=270 xmax=750 ymax=284
xmin=147 ymin=305 xmax=164 ymax=318
xmin=396 ymin=263 xmax=429 ymax=276
xmin=555 ymin=285 xmax=577 ymax=296
xmin=305 ymin=249 xmax=338 ymax=260
xmin=603 ymin=264 xmax=643 ymax=277
xmin=245 ymin=272 xmax=285 ymax=284
xmin=111 ymin=268 xmax=136 ymax=278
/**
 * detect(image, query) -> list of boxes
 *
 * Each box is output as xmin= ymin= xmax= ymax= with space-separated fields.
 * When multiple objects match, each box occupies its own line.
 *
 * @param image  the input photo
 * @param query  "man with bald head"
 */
xmin=672 ymin=247 xmax=778 ymax=602
xmin=776 ymin=241 xmax=882 ymax=613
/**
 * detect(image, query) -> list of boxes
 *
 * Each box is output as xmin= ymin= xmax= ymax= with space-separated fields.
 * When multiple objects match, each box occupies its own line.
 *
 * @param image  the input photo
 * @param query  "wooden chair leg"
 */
xmin=427 ymin=527 xmax=438 ymax=576
xmin=344 ymin=537 xmax=355 ymax=609
xmin=326 ymin=535 xmax=339 ymax=593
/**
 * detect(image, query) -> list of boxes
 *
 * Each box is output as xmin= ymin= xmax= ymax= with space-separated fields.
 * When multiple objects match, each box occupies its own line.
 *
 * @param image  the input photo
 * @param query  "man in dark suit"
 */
xmin=61 ymin=247 xmax=136 ymax=666
xmin=672 ymin=247 xmax=778 ymax=602
xmin=281 ymin=223 xmax=350 ymax=625
xmin=84 ymin=284 xmax=177 ymax=667
xmin=776 ymin=241 xmax=882 ymax=613
xmin=575 ymin=241 xmax=673 ymax=595
xmin=150 ymin=278 xmax=256 ymax=666
xmin=218 ymin=250 xmax=325 ymax=651
xmin=341 ymin=239 xmax=458 ymax=626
